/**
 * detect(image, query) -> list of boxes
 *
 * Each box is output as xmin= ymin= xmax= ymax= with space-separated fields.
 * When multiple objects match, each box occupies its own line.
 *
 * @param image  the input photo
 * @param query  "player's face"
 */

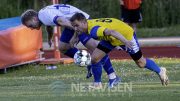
xmin=25 ymin=17 xmax=41 ymax=30
xmin=71 ymin=20 xmax=87 ymax=34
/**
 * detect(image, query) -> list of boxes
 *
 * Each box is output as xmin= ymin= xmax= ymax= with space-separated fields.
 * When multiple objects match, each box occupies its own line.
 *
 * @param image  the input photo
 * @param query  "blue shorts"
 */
xmin=60 ymin=27 xmax=75 ymax=43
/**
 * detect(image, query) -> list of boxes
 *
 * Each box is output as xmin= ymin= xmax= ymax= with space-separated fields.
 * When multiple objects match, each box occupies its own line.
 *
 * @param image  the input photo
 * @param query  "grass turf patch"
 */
xmin=0 ymin=58 xmax=180 ymax=101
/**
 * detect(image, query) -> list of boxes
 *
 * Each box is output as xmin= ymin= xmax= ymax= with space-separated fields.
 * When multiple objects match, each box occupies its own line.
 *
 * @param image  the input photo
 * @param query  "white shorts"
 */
xmin=116 ymin=34 xmax=140 ymax=54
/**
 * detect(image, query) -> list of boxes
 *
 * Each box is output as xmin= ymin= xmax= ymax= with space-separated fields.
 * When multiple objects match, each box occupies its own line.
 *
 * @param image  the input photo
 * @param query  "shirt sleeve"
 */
xmin=90 ymin=26 xmax=106 ymax=39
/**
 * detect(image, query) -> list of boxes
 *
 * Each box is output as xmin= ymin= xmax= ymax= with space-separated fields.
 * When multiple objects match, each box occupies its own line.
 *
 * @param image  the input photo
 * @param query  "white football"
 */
xmin=74 ymin=50 xmax=91 ymax=67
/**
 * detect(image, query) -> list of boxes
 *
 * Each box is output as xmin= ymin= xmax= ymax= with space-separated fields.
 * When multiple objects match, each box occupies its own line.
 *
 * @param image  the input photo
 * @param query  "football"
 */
xmin=73 ymin=50 xmax=91 ymax=67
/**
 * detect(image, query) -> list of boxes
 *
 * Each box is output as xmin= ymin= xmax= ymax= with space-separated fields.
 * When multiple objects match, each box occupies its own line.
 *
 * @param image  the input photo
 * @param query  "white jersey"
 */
xmin=38 ymin=4 xmax=90 ymax=26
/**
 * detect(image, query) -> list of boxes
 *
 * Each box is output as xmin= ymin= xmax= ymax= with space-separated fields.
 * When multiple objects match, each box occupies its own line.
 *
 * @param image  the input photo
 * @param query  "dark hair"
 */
xmin=70 ymin=13 xmax=86 ymax=22
xmin=21 ymin=9 xmax=38 ymax=25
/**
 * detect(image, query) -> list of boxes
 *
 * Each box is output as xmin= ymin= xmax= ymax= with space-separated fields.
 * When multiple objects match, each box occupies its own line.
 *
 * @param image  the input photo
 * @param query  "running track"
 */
xmin=43 ymin=46 xmax=180 ymax=59
xmin=109 ymin=46 xmax=180 ymax=59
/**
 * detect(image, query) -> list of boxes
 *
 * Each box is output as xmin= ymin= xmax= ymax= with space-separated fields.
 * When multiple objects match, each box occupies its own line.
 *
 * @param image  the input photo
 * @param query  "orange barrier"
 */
xmin=0 ymin=25 xmax=43 ymax=69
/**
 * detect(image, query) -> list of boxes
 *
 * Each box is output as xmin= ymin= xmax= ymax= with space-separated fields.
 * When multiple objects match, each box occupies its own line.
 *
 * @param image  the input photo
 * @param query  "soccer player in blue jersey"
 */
xmin=70 ymin=13 xmax=169 ymax=86
xmin=21 ymin=4 xmax=120 ymax=89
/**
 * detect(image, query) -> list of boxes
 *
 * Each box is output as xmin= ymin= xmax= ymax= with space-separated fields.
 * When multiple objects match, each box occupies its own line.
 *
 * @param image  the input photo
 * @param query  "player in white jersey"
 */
xmin=21 ymin=4 xmax=90 ymax=55
xmin=21 ymin=4 xmax=120 ymax=89
xmin=38 ymin=4 xmax=89 ymax=26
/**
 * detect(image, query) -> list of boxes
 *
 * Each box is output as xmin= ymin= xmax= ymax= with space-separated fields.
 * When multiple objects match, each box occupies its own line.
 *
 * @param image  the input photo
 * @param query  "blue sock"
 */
xmin=86 ymin=65 xmax=92 ymax=78
xmin=100 ymin=55 xmax=115 ymax=75
xmin=145 ymin=58 xmax=161 ymax=74
xmin=64 ymin=48 xmax=78 ymax=58
xmin=91 ymin=62 xmax=102 ymax=82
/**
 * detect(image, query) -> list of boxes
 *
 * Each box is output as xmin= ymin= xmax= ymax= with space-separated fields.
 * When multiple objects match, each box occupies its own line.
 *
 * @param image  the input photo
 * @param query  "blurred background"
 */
xmin=0 ymin=0 xmax=179 ymax=38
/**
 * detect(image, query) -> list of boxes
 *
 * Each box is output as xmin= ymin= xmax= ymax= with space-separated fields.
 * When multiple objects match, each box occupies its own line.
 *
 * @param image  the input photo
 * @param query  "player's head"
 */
xmin=21 ymin=9 xmax=42 ymax=30
xmin=70 ymin=13 xmax=88 ymax=34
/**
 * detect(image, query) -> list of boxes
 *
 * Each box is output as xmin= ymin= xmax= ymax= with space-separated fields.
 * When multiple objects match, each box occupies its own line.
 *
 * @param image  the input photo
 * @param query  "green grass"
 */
xmin=0 ymin=58 xmax=180 ymax=101
xmin=137 ymin=25 xmax=180 ymax=38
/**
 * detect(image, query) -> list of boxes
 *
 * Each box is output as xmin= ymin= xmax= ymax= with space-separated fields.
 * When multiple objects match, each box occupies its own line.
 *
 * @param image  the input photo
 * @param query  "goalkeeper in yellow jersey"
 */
xmin=70 ymin=13 xmax=169 ymax=86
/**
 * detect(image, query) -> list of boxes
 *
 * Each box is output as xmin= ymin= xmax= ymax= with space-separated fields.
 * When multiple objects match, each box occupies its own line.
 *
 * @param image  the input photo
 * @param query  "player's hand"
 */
xmin=70 ymin=32 xmax=79 ymax=48
xmin=124 ymin=40 xmax=133 ymax=50
xmin=70 ymin=36 xmax=79 ymax=48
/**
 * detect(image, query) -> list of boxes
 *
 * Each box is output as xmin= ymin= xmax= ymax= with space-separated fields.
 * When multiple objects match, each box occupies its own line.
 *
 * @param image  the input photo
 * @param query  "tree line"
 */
xmin=0 ymin=0 xmax=179 ymax=28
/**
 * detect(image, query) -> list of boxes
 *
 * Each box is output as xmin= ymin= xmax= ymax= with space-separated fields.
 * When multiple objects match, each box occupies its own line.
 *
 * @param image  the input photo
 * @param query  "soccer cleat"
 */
xmin=158 ymin=67 xmax=169 ymax=86
xmin=108 ymin=76 xmax=121 ymax=89
xmin=86 ymin=66 xmax=92 ymax=79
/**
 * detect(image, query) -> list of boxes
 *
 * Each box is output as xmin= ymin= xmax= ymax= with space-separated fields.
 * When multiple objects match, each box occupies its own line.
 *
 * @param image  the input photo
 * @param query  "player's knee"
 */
xmin=58 ymin=45 xmax=66 ymax=53
xmin=138 ymin=63 xmax=146 ymax=68
xmin=91 ymin=56 xmax=101 ymax=64
xmin=136 ymin=60 xmax=146 ymax=68
xmin=135 ymin=57 xmax=146 ymax=68
xmin=58 ymin=44 xmax=71 ymax=54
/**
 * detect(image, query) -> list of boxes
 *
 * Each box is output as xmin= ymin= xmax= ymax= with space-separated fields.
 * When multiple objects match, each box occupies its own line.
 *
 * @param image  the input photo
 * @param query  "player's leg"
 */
xmin=91 ymin=40 xmax=121 ymax=88
xmin=97 ymin=41 xmax=118 ymax=81
xmin=101 ymin=55 xmax=116 ymax=80
xmin=60 ymin=29 xmax=102 ymax=88
xmin=121 ymin=33 xmax=168 ymax=85
xmin=100 ymin=55 xmax=121 ymax=88
xmin=59 ymin=27 xmax=78 ymax=58
xmin=78 ymin=34 xmax=103 ymax=88
xmin=132 ymin=53 xmax=168 ymax=86
xmin=78 ymin=33 xmax=98 ymax=78
xmin=79 ymin=34 xmax=120 ymax=88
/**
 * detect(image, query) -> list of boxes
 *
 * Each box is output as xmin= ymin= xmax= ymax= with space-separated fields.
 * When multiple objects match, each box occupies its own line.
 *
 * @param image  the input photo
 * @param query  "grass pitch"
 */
xmin=0 ymin=58 xmax=180 ymax=101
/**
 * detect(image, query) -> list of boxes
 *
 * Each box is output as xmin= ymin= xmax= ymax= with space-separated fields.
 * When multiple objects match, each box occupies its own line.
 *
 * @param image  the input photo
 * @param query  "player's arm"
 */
xmin=45 ymin=26 xmax=54 ymax=47
xmin=119 ymin=0 xmax=124 ymax=5
xmin=69 ymin=32 xmax=79 ymax=48
xmin=56 ymin=17 xmax=74 ymax=29
xmin=104 ymin=28 xmax=133 ymax=49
